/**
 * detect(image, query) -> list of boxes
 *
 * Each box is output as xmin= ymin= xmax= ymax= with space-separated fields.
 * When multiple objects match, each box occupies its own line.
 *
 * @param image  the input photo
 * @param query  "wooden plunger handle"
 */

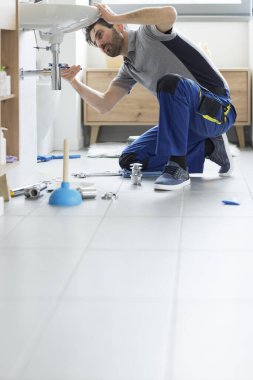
xmin=63 ymin=139 xmax=69 ymax=182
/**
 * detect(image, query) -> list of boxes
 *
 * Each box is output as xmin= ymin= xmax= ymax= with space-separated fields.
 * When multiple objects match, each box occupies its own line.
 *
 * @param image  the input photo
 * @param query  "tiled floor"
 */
xmin=1 ymin=147 xmax=253 ymax=380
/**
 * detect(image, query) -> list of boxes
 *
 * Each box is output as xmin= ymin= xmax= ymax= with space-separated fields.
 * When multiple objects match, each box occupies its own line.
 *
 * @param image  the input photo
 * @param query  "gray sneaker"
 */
xmin=154 ymin=161 xmax=190 ymax=191
xmin=207 ymin=134 xmax=233 ymax=176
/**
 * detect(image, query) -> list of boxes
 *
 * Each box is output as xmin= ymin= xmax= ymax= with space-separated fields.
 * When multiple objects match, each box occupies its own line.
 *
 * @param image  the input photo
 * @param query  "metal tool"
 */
xmin=101 ymin=192 xmax=118 ymax=200
xmin=24 ymin=183 xmax=47 ymax=199
xmin=72 ymin=171 xmax=121 ymax=179
xmin=130 ymin=163 xmax=143 ymax=185
xmin=10 ymin=181 xmax=47 ymax=197
xmin=77 ymin=186 xmax=97 ymax=199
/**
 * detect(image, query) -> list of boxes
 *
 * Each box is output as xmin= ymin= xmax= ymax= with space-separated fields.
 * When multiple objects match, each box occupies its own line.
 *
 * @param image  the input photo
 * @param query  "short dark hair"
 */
xmin=83 ymin=18 xmax=114 ymax=46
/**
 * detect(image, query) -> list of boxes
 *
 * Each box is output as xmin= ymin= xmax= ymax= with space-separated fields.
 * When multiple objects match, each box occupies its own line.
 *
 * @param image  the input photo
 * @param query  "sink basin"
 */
xmin=20 ymin=3 xmax=100 ymax=34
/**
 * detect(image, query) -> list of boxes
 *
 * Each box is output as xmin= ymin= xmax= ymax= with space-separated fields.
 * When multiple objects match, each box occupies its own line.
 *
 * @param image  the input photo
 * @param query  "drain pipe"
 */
xmin=21 ymin=31 xmax=65 ymax=90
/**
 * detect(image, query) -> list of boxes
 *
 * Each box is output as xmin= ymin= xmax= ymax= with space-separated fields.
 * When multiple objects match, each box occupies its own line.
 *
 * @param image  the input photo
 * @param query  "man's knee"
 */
xmin=119 ymin=153 xmax=137 ymax=170
xmin=119 ymin=152 xmax=148 ymax=170
xmin=157 ymin=74 xmax=182 ymax=94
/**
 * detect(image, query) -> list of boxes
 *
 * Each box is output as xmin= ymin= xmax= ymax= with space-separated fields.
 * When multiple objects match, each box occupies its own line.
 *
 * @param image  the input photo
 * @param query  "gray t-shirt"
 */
xmin=112 ymin=25 xmax=229 ymax=96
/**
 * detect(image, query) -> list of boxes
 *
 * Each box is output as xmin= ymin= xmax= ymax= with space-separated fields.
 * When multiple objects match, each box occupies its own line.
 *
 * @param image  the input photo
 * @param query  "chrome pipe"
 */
xmin=20 ymin=68 xmax=51 ymax=79
xmin=50 ymin=43 xmax=61 ymax=91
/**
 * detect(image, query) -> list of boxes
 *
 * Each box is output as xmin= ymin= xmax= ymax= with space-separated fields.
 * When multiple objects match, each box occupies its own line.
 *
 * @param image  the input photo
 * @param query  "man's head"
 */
xmin=83 ymin=18 xmax=125 ymax=57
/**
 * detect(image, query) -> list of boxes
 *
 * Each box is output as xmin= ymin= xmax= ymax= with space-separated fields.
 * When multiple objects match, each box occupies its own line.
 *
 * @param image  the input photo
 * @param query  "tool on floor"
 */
xmin=72 ymin=171 xmax=121 ymax=178
xmin=101 ymin=192 xmax=118 ymax=200
xmin=77 ymin=186 xmax=97 ymax=199
xmin=24 ymin=183 xmax=47 ymax=200
xmin=72 ymin=169 xmax=162 ymax=179
xmin=49 ymin=139 xmax=82 ymax=206
xmin=130 ymin=163 xmax=143 ymax=185
xmin=37 ymin=154 xmax=81 ymax=162
xmin=10 ymin=181 xmax=47 ymax=197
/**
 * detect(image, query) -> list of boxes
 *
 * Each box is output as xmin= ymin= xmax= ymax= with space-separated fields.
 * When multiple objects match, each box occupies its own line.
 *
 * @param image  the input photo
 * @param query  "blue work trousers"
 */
xmin=120 ymin=75 xmax=237 ymax=173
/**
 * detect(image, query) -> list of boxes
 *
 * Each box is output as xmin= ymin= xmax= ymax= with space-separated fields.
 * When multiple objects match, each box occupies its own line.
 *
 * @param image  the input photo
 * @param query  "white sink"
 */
xmin=20 ymin=3 xmax=100 ymax=34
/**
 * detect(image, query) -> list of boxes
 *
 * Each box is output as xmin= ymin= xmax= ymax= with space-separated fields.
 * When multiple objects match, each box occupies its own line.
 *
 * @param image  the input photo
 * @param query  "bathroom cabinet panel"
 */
xmin=0 ymin=0 xmax=19 ymax=171
xmin=84 ymin=68 xmax=251 ymax=148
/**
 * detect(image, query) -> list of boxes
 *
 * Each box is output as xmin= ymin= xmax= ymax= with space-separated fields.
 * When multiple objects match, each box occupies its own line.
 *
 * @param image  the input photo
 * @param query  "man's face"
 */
xmin=90 ymin=24 xmax=124 ymax=57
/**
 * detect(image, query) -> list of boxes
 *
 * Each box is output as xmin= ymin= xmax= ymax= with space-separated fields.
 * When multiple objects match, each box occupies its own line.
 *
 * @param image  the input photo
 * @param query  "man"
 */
xmin=61 ymin=3 xmax=237 ymax=190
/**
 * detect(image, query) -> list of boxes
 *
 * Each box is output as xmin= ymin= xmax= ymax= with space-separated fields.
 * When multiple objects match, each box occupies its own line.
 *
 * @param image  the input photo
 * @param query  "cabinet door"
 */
xmin=220 ymin=70 xmax=250 ymax=124
xmin=85 ymin=70 xmax=159 ymax=125
xmin=85 ymin=69 xmax=250 ymax=127
xmin=0 ymin=0 xmax=16 ymax=30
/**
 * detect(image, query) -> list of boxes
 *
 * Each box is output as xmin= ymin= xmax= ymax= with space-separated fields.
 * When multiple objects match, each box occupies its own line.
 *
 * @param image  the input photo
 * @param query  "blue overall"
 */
xmin=119 ymin=74 xmax=237 ymax=173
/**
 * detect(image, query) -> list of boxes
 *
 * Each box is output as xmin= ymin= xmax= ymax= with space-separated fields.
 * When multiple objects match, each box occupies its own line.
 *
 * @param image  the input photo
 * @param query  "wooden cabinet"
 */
xmin=220 ymin=68 xmax=251 ymax=148
xmin=0 ymin=0 xmax=19 ymax=173
xmin=84 ymin=68 xmax=251 ymax=147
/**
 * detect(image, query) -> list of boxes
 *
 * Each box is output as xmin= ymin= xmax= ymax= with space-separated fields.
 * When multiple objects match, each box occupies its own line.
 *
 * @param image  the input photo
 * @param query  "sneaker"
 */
xmin=154 ymin=161 xmax=190 ymax=190
xmin=207 ymin=134 xmax=233 ymax=176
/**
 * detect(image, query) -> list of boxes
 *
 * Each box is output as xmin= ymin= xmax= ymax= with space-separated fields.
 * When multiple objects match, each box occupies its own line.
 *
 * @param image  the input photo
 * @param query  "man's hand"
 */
xmin=94 ymin=3 xmax=118 ymax=24
xmin=61 ymin=65 xmax=82 ymax=83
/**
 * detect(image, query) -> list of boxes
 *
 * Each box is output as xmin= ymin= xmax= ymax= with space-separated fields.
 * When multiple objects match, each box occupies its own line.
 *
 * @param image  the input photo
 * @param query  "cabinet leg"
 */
xmin=235 ymin=126 xmax=245 ymax=149
xmin=90 ymin=125 xmax=101 ymax=145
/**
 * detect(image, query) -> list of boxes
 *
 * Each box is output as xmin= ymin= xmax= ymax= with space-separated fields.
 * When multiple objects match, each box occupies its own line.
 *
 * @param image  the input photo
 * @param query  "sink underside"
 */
xmin=20 ymin=3 xmax=100 ymax=34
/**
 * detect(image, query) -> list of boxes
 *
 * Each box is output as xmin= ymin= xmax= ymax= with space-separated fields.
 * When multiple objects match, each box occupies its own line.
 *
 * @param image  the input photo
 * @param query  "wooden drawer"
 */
xmin=84 ymin=68 xmax=251 ymax=147
xmin=220 ymin=69 xmax=251 ymax=124
xmin=84 ymin=69 xmax=159 ymax=125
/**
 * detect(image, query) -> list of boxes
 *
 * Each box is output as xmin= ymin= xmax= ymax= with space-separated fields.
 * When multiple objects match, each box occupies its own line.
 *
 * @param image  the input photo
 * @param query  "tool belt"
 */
xmin=197 ymin=89 xmax=231 ymax=124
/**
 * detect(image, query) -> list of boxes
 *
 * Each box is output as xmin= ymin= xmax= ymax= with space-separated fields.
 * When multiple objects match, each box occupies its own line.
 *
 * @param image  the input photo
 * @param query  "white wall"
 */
xmin=177 ymin=21 xmax=249 ymax=68
xmin=35 ymin=0 xmax=89 ymax=151
xmin=87 ymin=21 xmax=249 ymax=68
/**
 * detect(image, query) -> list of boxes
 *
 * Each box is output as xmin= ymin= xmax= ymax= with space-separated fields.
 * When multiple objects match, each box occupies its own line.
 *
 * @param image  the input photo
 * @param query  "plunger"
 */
xmin=49 ymin=139 xmax=82 ymax=206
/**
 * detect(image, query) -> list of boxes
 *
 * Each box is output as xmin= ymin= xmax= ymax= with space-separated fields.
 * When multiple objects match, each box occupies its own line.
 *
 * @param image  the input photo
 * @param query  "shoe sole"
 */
xmin=154 ymin=179 xmax=191 ymax=191
xmin=219 ymin=133 xmax=234 ymax=177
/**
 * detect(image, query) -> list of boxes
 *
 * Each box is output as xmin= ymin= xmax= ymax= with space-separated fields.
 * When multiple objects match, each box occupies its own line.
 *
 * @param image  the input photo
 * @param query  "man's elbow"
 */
xmin=97 ymin=105 xmax=112 ymax=115
xmin=166 ymin=6 xmax=177 ymax=23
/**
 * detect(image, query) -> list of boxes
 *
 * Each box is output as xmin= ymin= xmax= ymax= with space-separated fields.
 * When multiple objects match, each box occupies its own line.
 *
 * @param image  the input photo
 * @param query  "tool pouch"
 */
xmin=197 ymin=94 xmax=224 ymax=122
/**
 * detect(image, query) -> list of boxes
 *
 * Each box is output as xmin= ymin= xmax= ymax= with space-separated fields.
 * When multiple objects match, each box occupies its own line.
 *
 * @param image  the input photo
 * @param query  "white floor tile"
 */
xmin=30 ymin=191 xmax=111 ymax=217
xmin=106 ymin=190 xmax=182 ymax=217
xmin=172 ymin=301 xmax=253 ymax=380
xmin=4 ymin=195 xmax=46 ymax=216
xmin=120 ymin=176 xmax=162 ymax=191
xmin=0 ymin=248 xmax=84 ymax=298
xmin=0 ymin=216 xmax=24 ymax=240
xmin=182 ymin=191 xmax=253 ymax=217
xmin=20 ymin=300 xmax=173 ymax=380
xmin=0 ymin=299 xmax=54 ymax=379
xmin=64 ymin=249 xmax=178 ymax=299
xmin=89 ymin=216 xmax=181 ymax=250
xmin=1 ymin=148 xmax=253 ymax=380
xmin=188 ymin=175 xmax=249 ymax=193
xmin=177 ymin=250 xmax=253 ymax=300
xmin=0 ymin=216 xmax=101 ymax=249
xmin=181 ymin=217 xmax=253 ymax=251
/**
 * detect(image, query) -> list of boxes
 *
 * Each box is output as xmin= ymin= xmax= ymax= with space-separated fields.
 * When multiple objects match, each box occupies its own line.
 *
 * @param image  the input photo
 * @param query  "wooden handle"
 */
xmin=63 ymin=139 xmax=69 ymax=182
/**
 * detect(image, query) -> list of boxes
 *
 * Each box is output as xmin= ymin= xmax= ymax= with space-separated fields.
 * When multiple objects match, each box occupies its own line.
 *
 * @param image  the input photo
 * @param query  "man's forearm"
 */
xmin=71 ymin=78 xmax=109 ymax=114
xmin=96 ymin=4 xmax=177 ymax=32
xmin=115 ymin=6 xmax=176 ymax=26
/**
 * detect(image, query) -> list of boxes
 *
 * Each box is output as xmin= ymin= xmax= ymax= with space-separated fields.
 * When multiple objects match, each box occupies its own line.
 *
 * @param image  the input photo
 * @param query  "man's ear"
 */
xmin=113 ymin=24 xmax=124 ymax=33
